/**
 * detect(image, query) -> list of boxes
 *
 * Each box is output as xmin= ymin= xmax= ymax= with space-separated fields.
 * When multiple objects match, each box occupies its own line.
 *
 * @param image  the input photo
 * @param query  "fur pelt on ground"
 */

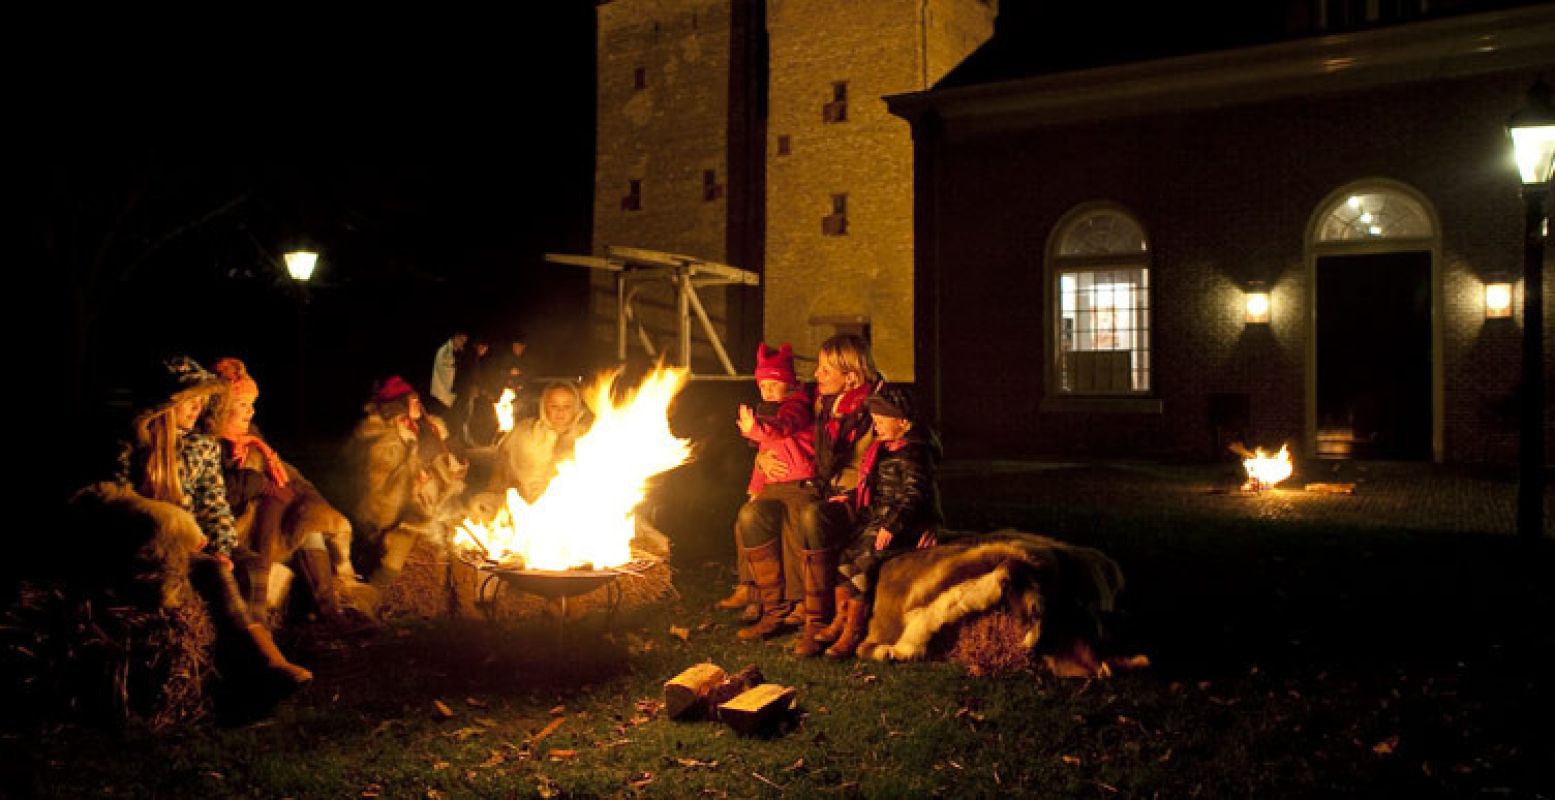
xmin=857 ymin=530 xmax=1127 ymax=675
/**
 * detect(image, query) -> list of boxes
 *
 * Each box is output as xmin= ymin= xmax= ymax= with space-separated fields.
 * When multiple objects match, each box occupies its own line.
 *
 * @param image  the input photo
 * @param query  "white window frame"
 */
xmin=1046 ymin=204 xmax=1154 ymax=399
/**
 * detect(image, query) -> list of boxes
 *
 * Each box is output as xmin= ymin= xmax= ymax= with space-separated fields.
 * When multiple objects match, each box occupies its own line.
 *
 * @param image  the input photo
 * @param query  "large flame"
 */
xmin=1242 ymin=444 xmax=1293 ymax=491
xmin=455 ymin=367 xmax=691 ymax=570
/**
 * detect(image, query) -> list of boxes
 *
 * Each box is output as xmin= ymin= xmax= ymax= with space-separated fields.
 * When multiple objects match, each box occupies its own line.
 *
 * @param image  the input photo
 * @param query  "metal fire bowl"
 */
xmin=478 ymin=559 xmax=657 ymax=600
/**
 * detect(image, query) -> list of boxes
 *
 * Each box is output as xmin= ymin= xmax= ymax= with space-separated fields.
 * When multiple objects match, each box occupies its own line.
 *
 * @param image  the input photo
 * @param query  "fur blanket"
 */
xmin=857 ymin=530 xmax=1126 ymax=674
xmin=67 ymin=482 xmax=205 ymax=609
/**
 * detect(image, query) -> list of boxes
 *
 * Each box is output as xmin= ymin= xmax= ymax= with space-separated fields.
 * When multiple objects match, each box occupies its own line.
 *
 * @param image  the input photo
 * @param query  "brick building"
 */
xmin=888 ymin=3 xmax=1555 ymax=463
xmin=592 ymin=0 xmax=994 ymax=379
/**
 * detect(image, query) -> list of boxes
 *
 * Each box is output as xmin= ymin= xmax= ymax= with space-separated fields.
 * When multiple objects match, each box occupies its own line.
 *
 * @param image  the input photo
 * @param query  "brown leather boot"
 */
xmin=794 ymin=549 xmax=835 ymax=656
xmin=298 ymin=548 xmax=379 ymax=635
xmin=737 ymin=540 xmax=792 ymax=641
xmin=716 ymin=583 xmax=754 ymax=610
xmin=824 ymin=598 xmax=871 ymax=660
xmin=814 ymin=585 xmax=855 ymax=644
xmin=247 ymin=624 xmax=314 ymax=686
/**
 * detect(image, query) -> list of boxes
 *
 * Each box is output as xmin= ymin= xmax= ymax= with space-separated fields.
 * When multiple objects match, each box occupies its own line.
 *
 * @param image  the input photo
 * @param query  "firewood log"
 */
xmin=706 ymin=664 xmax=764 ymax=713
xmin=716 ymin=684 xmax=796 ymax=735
xmin=664 ymin=663 xmax=726 ymax=720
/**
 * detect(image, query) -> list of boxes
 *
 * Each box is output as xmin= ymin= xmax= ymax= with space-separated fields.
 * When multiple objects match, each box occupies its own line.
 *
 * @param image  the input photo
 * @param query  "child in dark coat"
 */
xmin=814 ymin=384 xmax=942 ymax=659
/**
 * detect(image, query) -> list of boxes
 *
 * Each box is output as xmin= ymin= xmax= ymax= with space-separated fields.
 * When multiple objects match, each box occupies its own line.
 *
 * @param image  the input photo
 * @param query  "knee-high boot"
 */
xmin=189 ymin=557 xmax=312 ymax=687
xmin=794 ymin=549 xmax=835 ymax=656
xmin=814 ymin=585 xmax=855 ymax=644
xmin=825 ymin=597 xmax=872 ymax=660
xmin=736 ymin=540 xmax=792 ymax=641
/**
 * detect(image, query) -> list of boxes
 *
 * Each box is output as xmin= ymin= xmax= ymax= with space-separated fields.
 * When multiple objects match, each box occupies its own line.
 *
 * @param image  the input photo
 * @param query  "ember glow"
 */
xmin=456 ymin=367 xmax=691 ymax=570
xmin=493 ymin=387 xmax=517 ymax=434
xmin=1242 ymin=444 xmax=1293 ymax=491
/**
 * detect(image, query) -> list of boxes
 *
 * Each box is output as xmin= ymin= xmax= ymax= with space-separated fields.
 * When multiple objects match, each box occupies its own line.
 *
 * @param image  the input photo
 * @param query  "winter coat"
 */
xmin=493 ymin=412 xmax=588 ymax=504
xmin=814 ymin=384 xmax=877 ymax=496
xmin=855 ymin=428 xmax=943 ymax=541
xmin=743 ymin=390 xmax=816 ymax=495
xmin=343 ymin=412 xmax=466 ymax=541
xmin=115 ymin=433 xmax=240 ymax=556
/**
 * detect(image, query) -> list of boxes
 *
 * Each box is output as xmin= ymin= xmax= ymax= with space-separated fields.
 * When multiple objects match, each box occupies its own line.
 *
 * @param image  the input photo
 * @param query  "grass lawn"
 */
xmin=5 ymin=460 xmax=1551 ymax=798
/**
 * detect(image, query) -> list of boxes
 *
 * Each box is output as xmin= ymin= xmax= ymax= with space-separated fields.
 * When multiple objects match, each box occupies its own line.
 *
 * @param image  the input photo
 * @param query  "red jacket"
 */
xmin=744 ymin=390 xmax=816 ymax=495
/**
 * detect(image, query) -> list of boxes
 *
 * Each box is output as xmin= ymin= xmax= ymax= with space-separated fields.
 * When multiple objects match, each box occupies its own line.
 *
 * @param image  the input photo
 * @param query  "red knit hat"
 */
xmin=754 ymin=342 xmax=796 ymax=385
xmin=372 ymin=375 xmax=417 ymax=404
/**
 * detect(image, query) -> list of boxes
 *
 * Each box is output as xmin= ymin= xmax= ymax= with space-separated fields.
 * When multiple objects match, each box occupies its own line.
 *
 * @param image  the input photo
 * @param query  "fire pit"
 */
xmin=461 ymin=554 xmax=660 ymax=625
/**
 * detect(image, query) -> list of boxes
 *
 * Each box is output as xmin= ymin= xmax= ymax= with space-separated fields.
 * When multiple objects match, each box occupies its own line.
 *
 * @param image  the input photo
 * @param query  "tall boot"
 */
xmin=824 ymin=598 xmax=872 ymax=660
xmin=715 ymin=583 xmax=754 ymax=610
xmin=297 ymin=547 xmax=378 ymax=635
xmin=794 ymin=549 xmax=835 ymax=656
xmin=814 ymin=585 xmax=856 ymax=644
xmin=247 ymin=623 xmax=314 ymax=686
xmin=736 ymin=540 xmax=792 ymax=641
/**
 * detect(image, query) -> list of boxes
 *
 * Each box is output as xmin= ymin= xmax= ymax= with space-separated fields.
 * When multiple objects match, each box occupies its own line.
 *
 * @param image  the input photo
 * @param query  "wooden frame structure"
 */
xmin=544 ymin=246 xmax=760 ymax=377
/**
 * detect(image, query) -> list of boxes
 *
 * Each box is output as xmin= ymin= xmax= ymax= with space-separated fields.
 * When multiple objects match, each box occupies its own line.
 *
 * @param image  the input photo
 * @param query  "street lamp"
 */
xmin=283 ymin=249 xmax=318 ymax=438
xmin=1508 ymin=78 xmax=1553 ymax=541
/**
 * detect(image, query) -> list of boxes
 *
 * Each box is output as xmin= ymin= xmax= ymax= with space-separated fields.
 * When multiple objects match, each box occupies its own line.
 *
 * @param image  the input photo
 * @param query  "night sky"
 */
xmin=38 ymin=9 xmax=600 ymax=484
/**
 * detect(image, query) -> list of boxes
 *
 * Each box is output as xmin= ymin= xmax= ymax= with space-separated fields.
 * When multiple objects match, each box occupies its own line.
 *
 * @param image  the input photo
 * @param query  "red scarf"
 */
xmin=222 ymin=433 xmax=290 ymax=490
xmin=826 ymin=384 xmax=871 ymax=443
xmin=854 ymin=438 xmax=907 ymax=512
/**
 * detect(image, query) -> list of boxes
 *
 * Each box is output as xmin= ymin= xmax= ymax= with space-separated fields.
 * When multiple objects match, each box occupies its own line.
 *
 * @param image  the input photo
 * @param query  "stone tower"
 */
xmin=592 ymin=0 xmax=994 ymax=378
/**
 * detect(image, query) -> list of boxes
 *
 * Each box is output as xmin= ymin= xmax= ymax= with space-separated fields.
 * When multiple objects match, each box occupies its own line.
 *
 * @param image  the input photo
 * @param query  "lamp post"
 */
xmin=284 ymin=250 xmax=318 ymax=438
xmin=1508 ymin=79 xmax=1554 ymax=541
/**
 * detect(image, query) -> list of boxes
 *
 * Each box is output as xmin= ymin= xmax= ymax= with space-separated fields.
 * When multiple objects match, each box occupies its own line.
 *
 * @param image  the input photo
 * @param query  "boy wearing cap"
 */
xmin=813 ymin=384 xmax=942 ymax=659
xmin=729 ymin=343 xmax=817 ymax=642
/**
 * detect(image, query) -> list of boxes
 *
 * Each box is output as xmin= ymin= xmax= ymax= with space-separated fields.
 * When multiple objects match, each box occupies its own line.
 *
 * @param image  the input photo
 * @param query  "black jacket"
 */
xmin=859 ymin=428 xmax=943 ymax=538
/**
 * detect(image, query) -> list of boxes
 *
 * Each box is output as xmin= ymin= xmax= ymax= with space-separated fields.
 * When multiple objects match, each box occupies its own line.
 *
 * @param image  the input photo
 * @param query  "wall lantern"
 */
xmin=1244 ymin=282 xmax=1271 ymax=325
xmin=284 ymin=250 xmax=319 ymax=282
xmin=1484 ymin=278 xmax=1513 ymax=319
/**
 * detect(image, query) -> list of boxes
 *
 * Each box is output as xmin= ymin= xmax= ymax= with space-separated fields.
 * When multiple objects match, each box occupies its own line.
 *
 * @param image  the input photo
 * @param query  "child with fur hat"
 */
xmin=725 ymin=344 xmax=817 ymax=637
xmin=812 ymin=384 xmax=942 ymax=659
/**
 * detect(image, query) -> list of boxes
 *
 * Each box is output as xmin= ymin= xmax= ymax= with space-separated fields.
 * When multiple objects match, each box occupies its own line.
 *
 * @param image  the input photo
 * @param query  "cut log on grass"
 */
xmin=1304 ymin=483 xmax=1356 ymax=495
xmin=716 ymin=683 xmax=797 ymax=735
xmin=664 ymin=663 xmax=726 ymax=720
xmin=706 ymin=664 xmax=765 ymax=711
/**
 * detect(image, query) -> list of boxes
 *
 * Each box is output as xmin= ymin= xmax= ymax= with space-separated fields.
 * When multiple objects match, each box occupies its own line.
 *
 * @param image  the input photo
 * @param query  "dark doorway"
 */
xmin=1316 ymin=251 xmax=1432 ymax=460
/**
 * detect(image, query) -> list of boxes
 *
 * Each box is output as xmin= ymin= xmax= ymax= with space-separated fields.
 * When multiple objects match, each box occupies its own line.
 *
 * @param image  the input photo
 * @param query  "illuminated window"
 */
xmin=1051 ymin=207 xmax=1151 ymax=394
xmin=1316 ymin=190 xmax=1431 ymax=242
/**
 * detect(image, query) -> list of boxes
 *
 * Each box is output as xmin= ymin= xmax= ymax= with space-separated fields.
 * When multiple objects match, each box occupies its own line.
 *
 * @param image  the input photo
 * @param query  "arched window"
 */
xmin=1315 ymin=190 xmax=1432 ymax=242
xmin=1050 ymin=206 xmax=1151 ymax=395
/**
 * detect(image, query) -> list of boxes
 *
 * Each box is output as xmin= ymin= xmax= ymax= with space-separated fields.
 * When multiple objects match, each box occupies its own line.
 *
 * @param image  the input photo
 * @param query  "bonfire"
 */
xmin=454 ymin=367 xmax=691 ymax=571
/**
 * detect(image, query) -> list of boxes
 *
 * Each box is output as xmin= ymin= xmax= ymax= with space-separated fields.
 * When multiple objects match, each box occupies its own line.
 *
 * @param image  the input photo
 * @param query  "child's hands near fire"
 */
xmin=736 ymin=404 xmax=756 ymax=436
xmin=874 ymin=528 xmax=895 ymax=551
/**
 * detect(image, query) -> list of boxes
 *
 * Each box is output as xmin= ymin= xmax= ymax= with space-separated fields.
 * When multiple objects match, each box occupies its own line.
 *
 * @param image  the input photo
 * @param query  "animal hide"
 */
xmin=67 ymin=482 xmax=205 ymax=609
xmin=857 ymin=530 xmax=1124 ymax=670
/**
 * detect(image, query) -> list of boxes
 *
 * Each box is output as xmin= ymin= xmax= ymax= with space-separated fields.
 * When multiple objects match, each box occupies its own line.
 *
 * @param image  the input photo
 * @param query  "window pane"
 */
xmin=1058 ymin=210 xmax=1148 ymax=256
xmin=1317 ymin=190 xmax=1432 ymax=241
xmin=1057 ymin=266 xmax=1151 ymax=393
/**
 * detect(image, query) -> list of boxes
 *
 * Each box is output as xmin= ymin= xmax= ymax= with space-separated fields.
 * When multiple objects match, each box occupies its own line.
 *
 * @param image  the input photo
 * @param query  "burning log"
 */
xmin=717 ymin=684 xmax=798 ymax=735
xmin=1304 ymin=482 xmax=1356 ymax=495
xmin=1231 ymin=442 xmax=1293 ymax=491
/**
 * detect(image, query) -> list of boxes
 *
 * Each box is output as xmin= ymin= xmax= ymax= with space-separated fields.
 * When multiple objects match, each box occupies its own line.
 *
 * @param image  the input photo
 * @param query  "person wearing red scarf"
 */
xmin=206 ymin=358 xmax=374 ymax=633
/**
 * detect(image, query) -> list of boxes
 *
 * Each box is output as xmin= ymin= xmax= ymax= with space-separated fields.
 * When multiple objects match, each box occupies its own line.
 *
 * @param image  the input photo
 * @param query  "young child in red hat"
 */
xmin=717 ymin=343 xmax=816 ymax=628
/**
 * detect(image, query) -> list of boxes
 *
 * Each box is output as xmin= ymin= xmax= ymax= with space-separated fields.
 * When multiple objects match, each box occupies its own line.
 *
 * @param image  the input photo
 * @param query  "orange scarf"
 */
xmin=222 ymin=433 xmax=290 ymax=489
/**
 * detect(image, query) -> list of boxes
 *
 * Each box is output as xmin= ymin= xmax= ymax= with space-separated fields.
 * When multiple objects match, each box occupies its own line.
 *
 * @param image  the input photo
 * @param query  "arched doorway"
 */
xmin=1305 ymin=181 xmax=1442 ymax=461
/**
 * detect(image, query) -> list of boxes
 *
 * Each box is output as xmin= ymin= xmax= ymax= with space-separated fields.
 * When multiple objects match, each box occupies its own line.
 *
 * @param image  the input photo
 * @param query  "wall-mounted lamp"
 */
xmin=1485 ymin=279 xmax=1513 ymax=319
xmin=1244 ymin=283 xmax=1271 ymax=325
xmin=284 ymin=250 xmax=319 ymax=282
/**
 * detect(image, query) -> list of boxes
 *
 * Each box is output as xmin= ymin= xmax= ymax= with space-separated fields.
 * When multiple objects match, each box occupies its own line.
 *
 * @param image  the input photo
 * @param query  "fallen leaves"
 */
xmin=548 ymin=749 xmax=578 ymax=761
xmin=669 ymin=625 xmax=691 ymax=642
xmin=674 ymin=757 xmax=719 ymax=769
xmin=465 ymin=697 xmax=489 ymax=709
xmin=529 ymin=717 xmax=566 ymax=747
xmin=1372 ymin=736 xmax=1400 ymax=756
xmin=1061 ymin=754 xmax=1083 ymax=767
xmin=432 ymin=700 xmax=455 ymax=720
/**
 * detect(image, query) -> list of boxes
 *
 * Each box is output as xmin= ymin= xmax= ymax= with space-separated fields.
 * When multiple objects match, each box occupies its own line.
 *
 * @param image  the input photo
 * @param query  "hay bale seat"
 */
xmin=377 ymin=518 xmax=678 ymax=622
xmin=2 ymin=581 xmax=215 ymax=730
